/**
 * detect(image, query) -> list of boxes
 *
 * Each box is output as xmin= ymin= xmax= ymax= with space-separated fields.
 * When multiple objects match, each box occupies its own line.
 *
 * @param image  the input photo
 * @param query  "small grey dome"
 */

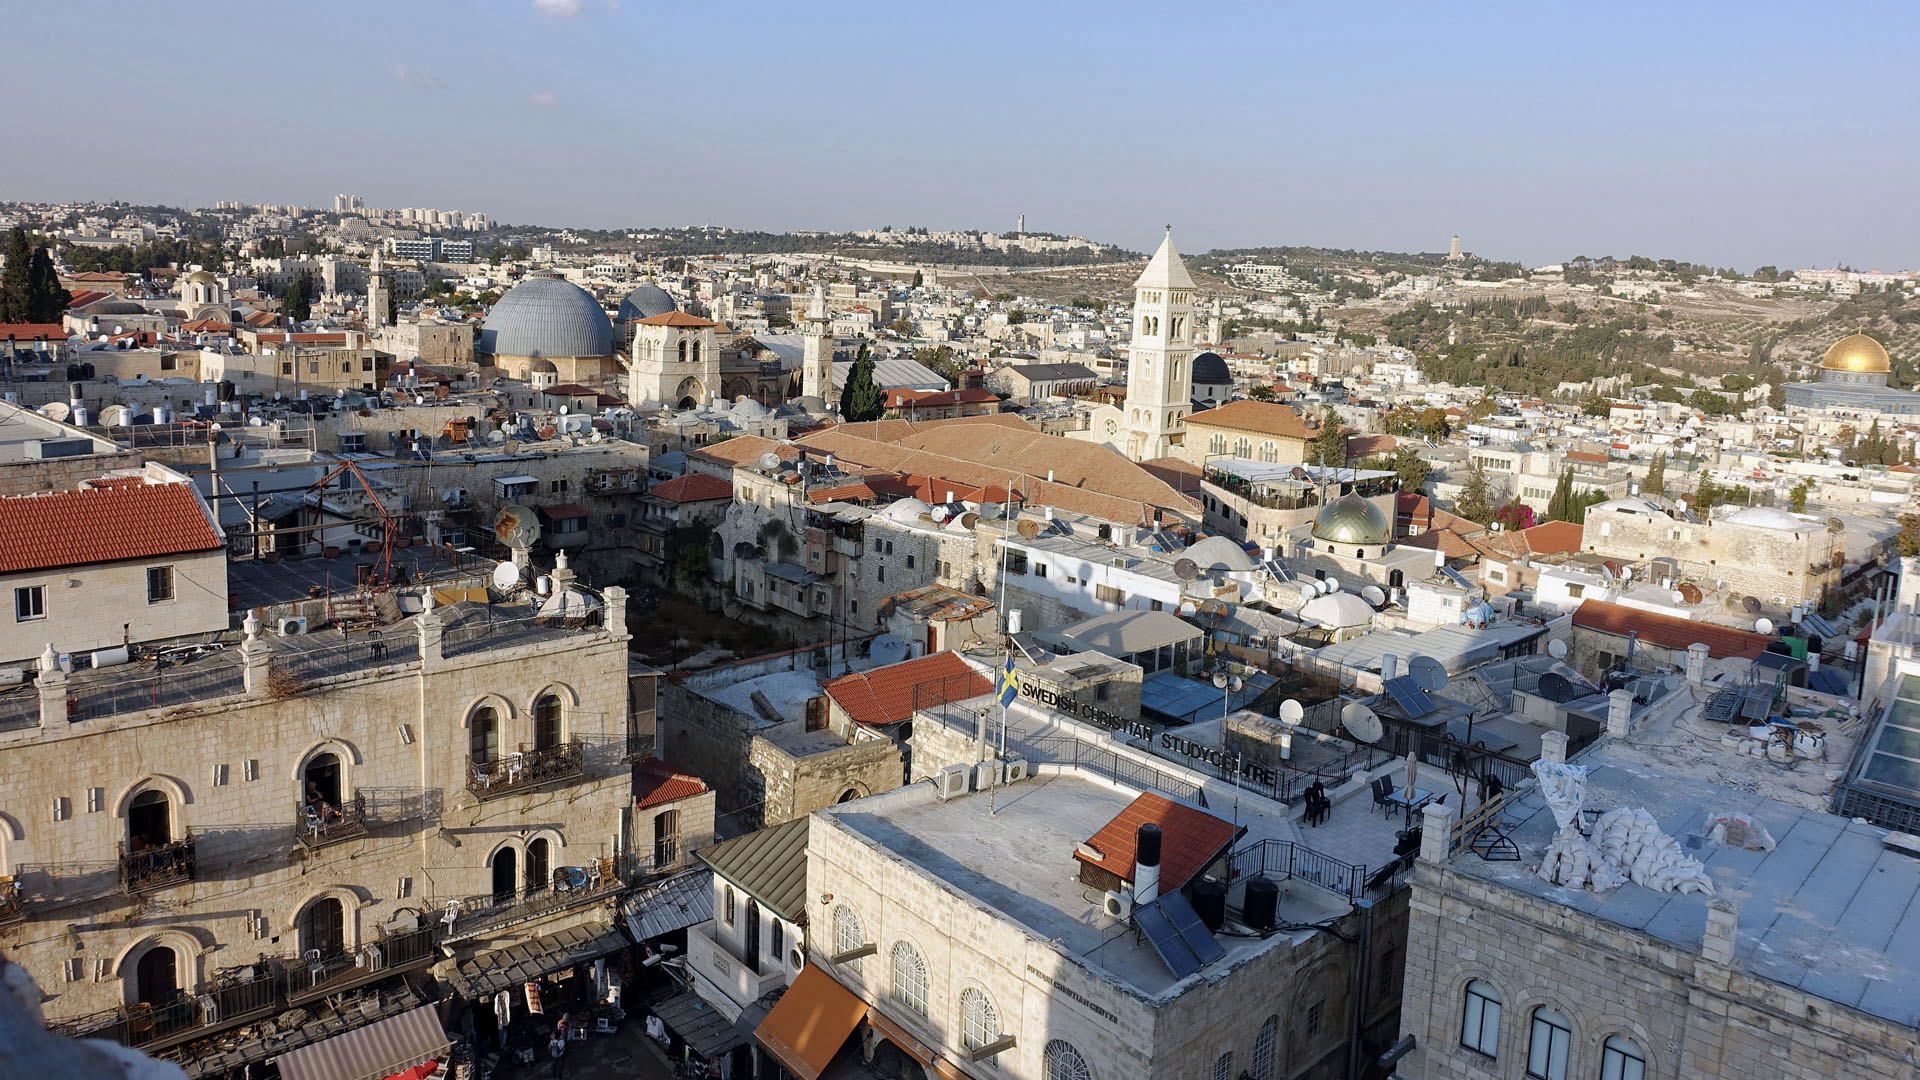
xmin=531 ymin=359 xmax=559 ymax=373
xmin=616 ymin=283 xmax=677 ymax=322
xmin=1191 ymin=351 xmax=1231 ymax=385
xmin=84 ymin=299 xmax=148 ymax=315
xmin=1312 ymin=493 xmax=1391 ymax=547
xmin=479 ymin=273 xmax=613 ymax=359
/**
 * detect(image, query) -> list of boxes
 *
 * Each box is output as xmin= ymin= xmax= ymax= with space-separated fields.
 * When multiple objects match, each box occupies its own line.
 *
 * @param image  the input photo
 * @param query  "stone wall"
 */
xmin=748 ymin=730 xmax=902 ymax=828
xmin=0 ymin=547 xmax=229 ymax=667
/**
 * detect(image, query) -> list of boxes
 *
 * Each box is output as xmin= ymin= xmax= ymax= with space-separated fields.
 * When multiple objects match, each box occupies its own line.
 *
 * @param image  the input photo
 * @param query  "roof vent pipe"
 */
xmin=1133 ymin=823 xmax=1162 ymax=902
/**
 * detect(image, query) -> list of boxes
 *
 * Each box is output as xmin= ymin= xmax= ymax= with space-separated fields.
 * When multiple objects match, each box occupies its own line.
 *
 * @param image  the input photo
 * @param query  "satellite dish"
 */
xmin=959 ymin=513 xmax=980 ymax=530
xmin=1537 ymin=672 xmax=1574 ymax=703
xmin=1547 ymin=639 xmax=1569 ymax=660
xmin=869 ymin=633 xmax=908 ymax=666
xmin=758 ymin=452 xmax=782 ymax=470
xmin=1017 ymin=518 xmax=1041 ymax=538
xmin=37 ymin=402 xmax=69 ymax=422
xmin=1178 ymin=600 xmax=1198 ymax=617
xmin=1324 ymin=577 xmax=1341 ymax=593
xmin=1755 ymin=617 xmax=1775 ymax=635
xmin=99 ymin=404 xmax=131 ymax=426
xmin=1741 ymin=596 xmax=1762 ymax=614
xmin=1213 ymin=671 xmax=1230 ymax=689
xmin=1409 ymin=655 xmax=1448 ymax=692
xmin=1290 ymin=467 xmax=1310 ymax=481
xmin=1342 ymin=702 xmax=1383 ymax=743
xmin=1670 ymin=590 xmax=1686 ymax=604
xmin=248 ymin=415 xmax=265 ymax=426
xmin=930 ymin=506 xmax=950 ymax=523
xmin=492 ymin=504 xmax=541 ymax=549
xmin=491 ymin=561 xmax=520 ymax=591
xmin=1361 ymin=584 xmax=1387 ymax=607
xmin=1173 ymin=558 xmax=1199 ymax=581
xmin=1620 ymin=566 xmax=1634 ymax=581
xmin=978 ymin=502 xmax=1004 ymax=520
xmin=1279 ymin=699 xmax=1305 ymax=723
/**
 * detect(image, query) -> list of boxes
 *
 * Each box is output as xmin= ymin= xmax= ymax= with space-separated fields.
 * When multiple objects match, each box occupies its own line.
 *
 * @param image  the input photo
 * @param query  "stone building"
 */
xmin=1581 ymin=498 xmax=1842 ymax=617
xmin=476 ymin=273 xmax=617 ymax=383
xmin=0 ymin=568 xmax=644 ymax=1076
xmin=628 ymin=312 xmax=722 ymax=408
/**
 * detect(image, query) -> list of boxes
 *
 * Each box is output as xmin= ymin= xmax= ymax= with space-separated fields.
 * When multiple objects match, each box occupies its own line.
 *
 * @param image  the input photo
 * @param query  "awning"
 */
xmin=866 ymin=1006 xmax=966 ymax=1079
xmin=274 ymin=1004 xmax=451 ymax=1080
xmin=754 ymin=965 xmax=866 ymax=1080
xmin=444 ymin=923 xmax=627 ymax=1001
xmin=539 ymin=503 xmax=589 ymax=519
xmin=434 ymin=586 xmax=491 ymax=606
xmin=622 ymin=869 xmax=713 ymax=942
xmin=652 ymin=991 xmax=746 ymax=1059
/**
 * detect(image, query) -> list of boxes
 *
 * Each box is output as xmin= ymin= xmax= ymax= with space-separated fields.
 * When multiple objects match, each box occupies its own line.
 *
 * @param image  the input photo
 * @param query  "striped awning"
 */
xmin=274 ymin=1004 xmax=452 ymax=1080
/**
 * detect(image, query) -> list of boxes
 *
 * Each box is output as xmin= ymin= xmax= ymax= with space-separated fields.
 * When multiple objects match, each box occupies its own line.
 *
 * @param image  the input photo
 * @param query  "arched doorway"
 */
xmin=653 ymin=809 xmax=680 ymax=868
xmin=526 ymin=838 xmax=550 ymax=893
xmin=128 ymin=790 xmax=170 ymax=852
xmin=299 ymin=897 xmax=345 ymax=958
xmin=491 ymin=848 xmax=517 ymax=903
xmin=837 ymin=788 xmax=861 ymax=803
xmin=304 ymin=753 xmax=342 ymax=814
xmin=135 ymin=946 xmax=178 ymax=1005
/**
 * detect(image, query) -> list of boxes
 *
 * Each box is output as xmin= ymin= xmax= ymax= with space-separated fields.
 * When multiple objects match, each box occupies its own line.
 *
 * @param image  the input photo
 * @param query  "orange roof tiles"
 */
xmin=635 ymin=311 xmax=720 ymax=328
xmin=0 ymin=323 xmax=67 ymax=341
xmin=1181 ymin=399 xmax=1317 ymax=440
xmin=1522 ymin=520 xmax=1584 ymax=555
xmin=650 ymin=474 xmax=734 ymax=503
xmin=1571 ymin=599 xmax=1771 ymax=659
xmin=806 ymin=482 xmax=876 ymax=504
xmin=634 ymin=759 xmax=710 ymax=809
xmin=822 ymin=651 xmax=991 ymax=727
xmin=0 ymin=481 xmax=221 ymax=573
xmin=1564 ymin=451 xmax=1609 ymax=465
xmin=1073 ymin=791 xmax=1241 ymax=893
xmin=65 ymin=290 xmax=112 ymax=309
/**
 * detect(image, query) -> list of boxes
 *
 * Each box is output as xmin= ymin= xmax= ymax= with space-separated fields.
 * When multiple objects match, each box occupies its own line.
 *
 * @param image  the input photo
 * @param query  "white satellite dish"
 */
xmin=1755 ymin=617 xmax=1775 ymax=635
xmin=1178 ymin=600 xmax=1198 ymax=617
xmin=758 ymin=452 xmax=781 ymax=470
xmin=1342 ymin=702 xmax=1384 ymax=744
xmin=1670 ymin=590 xmax=1685 ymax=604
xmin=37 ymin=402 xmax=68 ymax=422
xmin=1324 ymin=577 xmax=1341 ymax=593
xmin=98 ymin=404 xmax=132 ymax=426
xmin=1409 ymin=654 xmax=1449 ymax=692
xmin=1547 ymin=639 xmax=1569 ymax=660
xmin=248 ymin=415 xmax=265 ymax=426
xmin=491 ymin=561 xmax=520 ymax=591
xmin=1279 ymin=699 xmax=1305 ymax=724
xmin=1620 ymin=566 xmax=1634 ymax=581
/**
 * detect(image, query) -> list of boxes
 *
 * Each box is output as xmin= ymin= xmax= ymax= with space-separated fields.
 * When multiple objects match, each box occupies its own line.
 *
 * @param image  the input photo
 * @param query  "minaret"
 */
xmin=801 ymin=285 xmax=835 ymax=407
xmin=367 ymin=246 xmax=390 ymax=330
xmin=1122 ymin=227 xmax=1196 ymax=461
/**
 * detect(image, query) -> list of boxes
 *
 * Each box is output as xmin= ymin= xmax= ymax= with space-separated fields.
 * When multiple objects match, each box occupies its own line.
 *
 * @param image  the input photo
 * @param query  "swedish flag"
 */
xmin=998 ymin=655 xmax=1019 ymax=708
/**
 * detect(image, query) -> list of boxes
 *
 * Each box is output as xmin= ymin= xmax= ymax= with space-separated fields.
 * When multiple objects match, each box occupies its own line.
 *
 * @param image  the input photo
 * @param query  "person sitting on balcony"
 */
xmin=305 ymin=782 xmax=342 ymax=824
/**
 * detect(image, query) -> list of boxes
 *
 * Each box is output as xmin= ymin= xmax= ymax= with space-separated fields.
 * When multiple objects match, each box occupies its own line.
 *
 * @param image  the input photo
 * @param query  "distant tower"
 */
xmin=367 ymin=247 xmax=391 ymax=330
xmin=1017 ymin=213 xmax=1026 ymax=236
xmin=1447 ymin=235 xmax=1463 ymax=262
xmin=1122 ymin=227 xmax=1196 ymax=461
xmin=801 ymin=285 xmax=836 ymax=408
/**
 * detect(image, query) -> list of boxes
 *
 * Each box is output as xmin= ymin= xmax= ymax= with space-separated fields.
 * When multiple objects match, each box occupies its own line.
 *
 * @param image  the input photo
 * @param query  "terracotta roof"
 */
xmin=689 ymin=434 xmax=795 ymax=469
xmin=1181 ymin=399 xmax=1316 ymax=440
xmin=635 ymin=311 xmax=720 ymax=328
xmin=1396 ymin=491 xmax=1432 ymax=529
xmin=1571 ymin=599 xmax=1771 ymax=660
xmin=242 ymin=310 xmax=280 ymax=327
xmin=254 ymin=332 xmax=348 ymax=344
xmin=822 ymin=651 xmax=991 ymax=727
xmin=65 ymin=290 xmax=112 ymax=309
xmin=1138 ymin=456 xmax=1202 ymax=495
xmin=1564 ymin=451 xmax=1609 ymax=464
xmin=0 ymin=323 xmax=67 ymax=341
xmin=806 ymin=482 xmax=876 ymax=504
xmin=884 ymin=387 xmax=999 ymax=408
xmin=1611 ymin=403 xmax=1643 ymax=410
xmin=864 ymin=473 xmax=1014 ymax=505
xmin=1072 ymin=791 xmax=1241 ymax=893
xmin=181 ymin=317 xmax=231 ymax=333
xmin=0 ymin=481 xmax=221 ymax=573
xmin=650 ymin=473 xmax=734 ymax=503
xmin=634 ymin=759 xmax=710 ymax=810
xmin=537 ymin=502 xmax=588 ymax=519
xmin=1346 ymin=433 xmax=1398 ymax=458
xmin=66 ymin=271 xmax=128 ymax=282
xmin=542 ymin=383 xmax=599 ymax=396
xmin=1399 ymin=507 xmax=1490 ymax=560
xmin=1522 ymin=520 xmax=1584 ymax=555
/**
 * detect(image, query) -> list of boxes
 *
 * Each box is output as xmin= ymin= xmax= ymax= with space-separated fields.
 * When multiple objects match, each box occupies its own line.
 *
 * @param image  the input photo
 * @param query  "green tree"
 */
xmin=1899 ymin=514 xmax=1920 ymax=558
xmin=1581 ymin=397 xmax=1612 ymax=417
xmin=1246 ymin=384 xmax=1276 ymax=402
xmin=911 ymin=270 xmax=923 ymax=288
xmin=1307 ymin=407 xmax=1349 ymax=468
xmin=1693 ymin=476 xmax=1721 ymax=515
xmin=1649 ymin=385 xmax=1684 ymax=403
xmin=1788 ymin=477 xmax=1814 ymax=513
xmin=1457 ymin=461 xmax=1495 ymax=525
xmin=1546 ymin=468 xmax=1573 ymax=522
xmin=0 ymin=227 xmax=32 ymax=323
xmin=1644 ymin=452 xmax=1666 ymax=497
xmin=24 ymin=246 xmax=69 ymax=322
xmin=1688 ymin=388 xmax=1732 ymax=415
xmin=841 ymin=342 xmax=885 ymax=422
xmin=1569 ymin=487 xmax=1608 ymax=524
xmin=913 ymin=344 xmax=962 ymax=384
xmin=1361 ymin=449 xmax=1431 ymax=493
xmin=281 ymin=282 xmax=310 ymax=322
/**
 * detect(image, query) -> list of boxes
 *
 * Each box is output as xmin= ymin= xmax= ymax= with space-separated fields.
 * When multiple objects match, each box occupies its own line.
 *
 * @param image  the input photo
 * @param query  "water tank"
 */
xmin=1243 ymin=878 xmax=1279 ymax=931
xmin=153 ymin=404 xmax=170 ymax=425
xmin=1190 ymin=879 xmax=1227 ymax=931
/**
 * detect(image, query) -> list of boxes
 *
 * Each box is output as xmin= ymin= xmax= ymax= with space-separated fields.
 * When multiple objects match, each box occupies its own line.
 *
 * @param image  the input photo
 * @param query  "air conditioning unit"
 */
xmin=934 ymin=764 xmax=969 ymax=800
xmin=973 ymin=761 xmax=1004 ymax=790
xmin=1003 ymin=757 xmax=1030 ymax=783
xmin=1102 ymin=890 xmax=1133 ymax=920
xmin=279 ymin=616 xmax=309 ymax=636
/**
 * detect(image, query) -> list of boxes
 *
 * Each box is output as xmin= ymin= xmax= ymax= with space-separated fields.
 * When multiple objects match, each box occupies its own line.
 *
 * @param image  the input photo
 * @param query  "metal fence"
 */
xmin=1229 ymin=837 xmax=1369 ymax=903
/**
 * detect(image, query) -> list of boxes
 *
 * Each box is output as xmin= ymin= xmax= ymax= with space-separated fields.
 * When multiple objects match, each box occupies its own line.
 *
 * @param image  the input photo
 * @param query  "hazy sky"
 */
xmin=7 ymin=1 xmax=1916 ymax=269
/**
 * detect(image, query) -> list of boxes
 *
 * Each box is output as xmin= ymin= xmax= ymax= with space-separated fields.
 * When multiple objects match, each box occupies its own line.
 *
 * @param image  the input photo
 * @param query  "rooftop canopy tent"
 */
xmin=272 ymin=1003 xmax=451 ymax=1080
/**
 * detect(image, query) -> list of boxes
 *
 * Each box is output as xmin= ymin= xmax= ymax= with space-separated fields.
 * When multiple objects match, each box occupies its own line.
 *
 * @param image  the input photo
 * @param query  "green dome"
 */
xmin=1311 ymin=493 xmax=1390 ymax=547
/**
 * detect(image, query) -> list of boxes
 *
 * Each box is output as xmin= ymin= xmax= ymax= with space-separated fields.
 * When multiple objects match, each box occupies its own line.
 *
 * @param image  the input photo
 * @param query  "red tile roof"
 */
xmin=1073 ymin=791 xmax=1241 ymax=893
xmin=1522 ymin=520 xmax=1584 ymax=555
xmin=635 ymin=311 xmax=720 ymax=328
xmin=823 ymin=651 xmax=991 ymax=727
xmin=65 ymin=290 xmax=112 ymax=309
xmin=806 ymin=482 xmax=876 ymax=504
xmin=1564 ymin=451 xmax=1609 ymax=464
xmin=0 ymin=323 xmax=67 ymax=342
xmin=634 ymin=759 xmax=710 ymax=810
xmin=1571 ymin=599 xmax=1771 ymax=659
xmin=181 ymin=317 xmax=231 ymax=333
xmin=65 ymin=271 xmax=128 ymax=282
xmin=650 ymin=473 xmax=734 ymax=503
xmin=254 ymin=332 xmax=348 ymax=345
xmin=865 ymin=473 xmax=1014 ymax=505
xmin=0 ymin=481 xmax=221 ymax=573
xmin=885 ymin=387 xmax=1000 ymax=409
xmin=542 ymin=383 xmax=599 ymax=396
xmin=1182 ymin=399 xmax=1316 ymax=440
xmin=537 ymin=502 xmax=588 ymax=519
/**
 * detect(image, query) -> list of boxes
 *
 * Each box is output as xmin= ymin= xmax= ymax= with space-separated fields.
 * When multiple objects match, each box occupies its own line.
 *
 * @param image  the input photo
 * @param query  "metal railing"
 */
xmin=1230 ymin=837 xmax=1368 ymax=903
xmin=47 ymin=963 xmax=279 ymax=1051
xmin=467 ymin=740 xmax=585 ymax=800
xmin=437 ymin=858 xmax=620 ymax=940
xmin=294 ymin=791 xmax=368 ymax=852
xmin=0 ymin=877 xmax=21 ymax=925
xmin=624 ymin=732 xmax=656 ymax=761
xmin=284 ymin=924 xmax=437 ymax=1001
xmin=120 ymin=835 xmax=196 ymax=894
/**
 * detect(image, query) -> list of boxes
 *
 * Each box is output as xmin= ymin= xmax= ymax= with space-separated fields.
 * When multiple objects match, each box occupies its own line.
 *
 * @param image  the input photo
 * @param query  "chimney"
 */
xmin=1701 ymin=898 xmax=1741 ymax=966
xmin=1607 ymin=689 xmax=1635 ymax=737
xmin=1540 ymin=730 xmax=1569 ymax=764
xmin=1133 ymin=823 xmax=1162 ymax=902
xmin=1686 ymin=643 xmax=1710 ymax=684
xmin=1381 ymin=654 xmax=1399 ymax=681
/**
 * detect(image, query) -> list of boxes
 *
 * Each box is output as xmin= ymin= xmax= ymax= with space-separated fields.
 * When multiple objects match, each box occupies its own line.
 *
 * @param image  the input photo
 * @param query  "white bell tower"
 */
xmin=801 ymin=285 xmax=836 ymax=408
xmin=1122 ymin=227 xmax=1196 ymax=461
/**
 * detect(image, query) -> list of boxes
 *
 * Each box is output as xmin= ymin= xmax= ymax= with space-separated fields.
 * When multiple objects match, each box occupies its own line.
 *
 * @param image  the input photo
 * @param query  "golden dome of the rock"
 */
xmin=1821 ymin=333 xmax=1892 ymax=374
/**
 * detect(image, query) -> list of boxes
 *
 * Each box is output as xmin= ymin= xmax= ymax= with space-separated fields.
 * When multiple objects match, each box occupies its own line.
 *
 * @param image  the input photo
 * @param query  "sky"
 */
xmin=6 ymin=1 xmax=1917 ymax=270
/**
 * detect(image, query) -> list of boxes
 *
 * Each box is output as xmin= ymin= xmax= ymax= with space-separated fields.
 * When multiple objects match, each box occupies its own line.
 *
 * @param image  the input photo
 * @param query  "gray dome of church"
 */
xmin=1191 ymin=351 xmax=1231 ymax=384
xmin=616 ymin=283 xmax=677 ymax=323
xmin=478 ymin=274 xmax=613 ymax=359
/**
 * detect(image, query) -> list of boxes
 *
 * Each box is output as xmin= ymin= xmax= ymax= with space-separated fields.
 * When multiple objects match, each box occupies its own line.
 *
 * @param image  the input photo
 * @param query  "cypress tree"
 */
xmin=25 ymin=246 xmax=69 ymax=322
xmin=841 ymin=342 xmax=885 ymax=422
xmin=281 ymin=282 xmax=310 ymax=323
xmin=0 ymin=228 xmax=31 ymax=323
xmin=1457 ymin=461 xmax=1495 ymax=525
xmin=1546 ymin=469 xmax=1572 ymax=522
xmin=1644 ymin=452 xmax=1666 ymax=497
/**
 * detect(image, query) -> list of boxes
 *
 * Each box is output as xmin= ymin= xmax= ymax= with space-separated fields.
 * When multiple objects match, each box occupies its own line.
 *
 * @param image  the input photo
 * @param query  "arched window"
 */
xmin=1251 ymin=1015 xmax=1277 ymax=1080
xmin=744 ymin=899 xmax=763 ymax=974
xmin=691 ymin=341 xmax=702 ymax=363
xmin=724 ymin=885 xmax=737 ymax=926
xmin=1460 ymin=980 xmax=1501 ymax=1056
xmin=1210 ymin=434 xmax=1226 ymax=454
xmin=533 ymin=694 xmax=563 ymax=750
xmin=1600 ymin=1034 xmax=1645 ymax=1080
xmin=890 ymin=942 xmax=928 ymax=1016
xmin=769 ymin=917 xmax=784 ymax=961
xmin=1389 ymin=568 xmax=1405 ymax=589
xmin=959 ymin=988 xmax=999 ymax=1053
xmin=470 ymin=706 xmax=499 ymax=764
xmin=1212 ymin=1052 xmax=1232 ymax=1080
xmin=1526 ymin=1006 xmax=1570 ymax=1080
xmin=832 ymin=904 xmax=864 ymax=972
xmin=299 ymin=897 xmax=345 ymax=958
xmin=490 ymin=847 xmax=517 ymax=903
xmin=526 ymin=838 xmax=551 ymax=893
xmin=677 ymin=339 xmax=688 ymax=362
xmin=1260 ymin=441 xmax=1278 ymax=463
xmin=1235 ymin=437 xmax=1252 ymax=458
xmin=135 ymin=945 xmax=178 ymax=1005
xmin=1043 ymin=1040 xmax=1093 ymax=1080
xmin=128 ymin=790 xmax=171 ymax=851
xmin=304 ymin=752 xmax=343 ymax=812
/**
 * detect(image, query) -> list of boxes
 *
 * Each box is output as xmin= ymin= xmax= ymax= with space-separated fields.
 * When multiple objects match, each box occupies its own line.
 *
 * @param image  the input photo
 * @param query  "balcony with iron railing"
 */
xmin=294 ymin=791 xmax=368 ymax=852
xmin=466 ymin=740 xmax=585 ymax=800
xmin=48 ymin=963 xmax=280 ymax=1053
xmin=120 ymin=834 xmax=196 ymax=895
xmin=624 ymin=732 xmax=656 ymax=762
xmin=439 ymin=858 xmax=621 ymax=941
xmin=284 ymin=924 xmax=438 ymax=1004
xmin=0 ymin=876 xmax=22 ymax=926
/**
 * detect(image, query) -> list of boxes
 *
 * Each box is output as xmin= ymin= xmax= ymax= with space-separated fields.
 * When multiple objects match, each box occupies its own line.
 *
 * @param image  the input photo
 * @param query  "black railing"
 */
xmin=294 ymin=791 xmax=368 ymax=852
xmin=1230 ymin=837 xmax=1369 ymax=903
xmin=0 ymin=877 xmax=22 ymax=925
xmin=467 ymin=740 xmax=585 ymax=800
xmin=439 ymin=859 xmax=619 ymax=939
xmin=47 ymin=961 xmax=279 ymax=1052
xmin=624 ymin=732 xmax=655 ymax=761
xmin=285 ymin=925 xmax=437 ymax=1002
xmin=120 ymin=835 xmax=196 ymax=894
